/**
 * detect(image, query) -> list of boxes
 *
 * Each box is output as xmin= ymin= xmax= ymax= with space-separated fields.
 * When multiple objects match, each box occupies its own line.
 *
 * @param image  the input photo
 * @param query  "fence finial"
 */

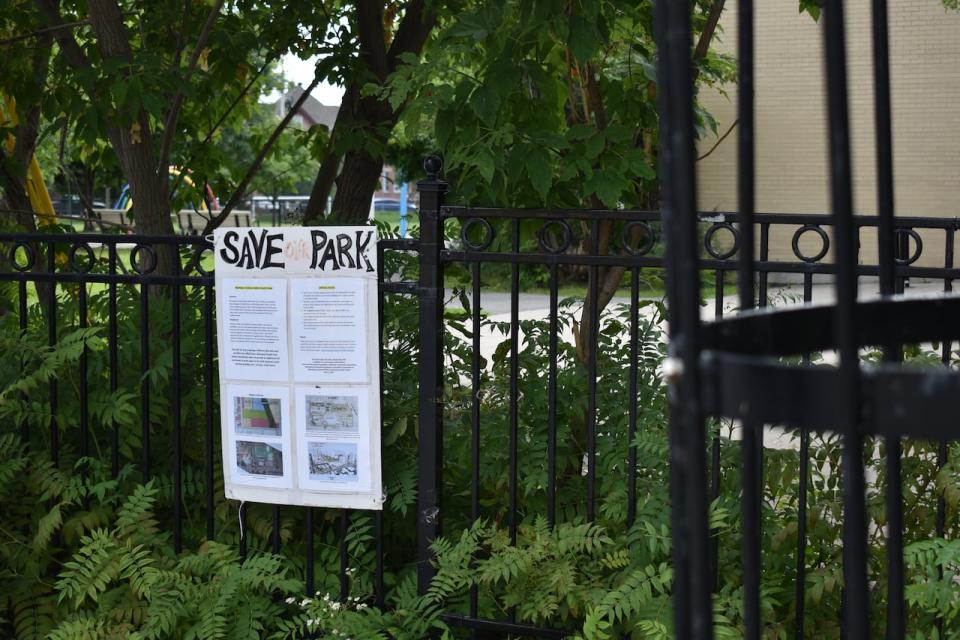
xmin=423 ymin=155 xmax=442 ymax=179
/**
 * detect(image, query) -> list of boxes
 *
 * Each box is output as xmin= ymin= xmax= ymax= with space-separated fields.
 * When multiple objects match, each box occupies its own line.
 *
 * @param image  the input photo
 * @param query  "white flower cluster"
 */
xmin=286 ymin=591 xmax=370 ymax=614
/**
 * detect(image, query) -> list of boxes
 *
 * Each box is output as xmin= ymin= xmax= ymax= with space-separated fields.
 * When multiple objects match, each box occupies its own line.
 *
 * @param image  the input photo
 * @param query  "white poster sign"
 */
xmin=214 ymin=226 xmax=383 ymax=510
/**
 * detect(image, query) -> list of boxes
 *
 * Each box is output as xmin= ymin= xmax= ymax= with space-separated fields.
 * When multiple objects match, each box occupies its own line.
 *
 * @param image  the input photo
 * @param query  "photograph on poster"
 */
xmin=307 ymin=442 xmax=358 ymax=483
xmin=234 ymin=396 xmax=282 ymax=437
xmin=305 ymin=394 xmax=359 ymax=434
xmin=236 ymin=440 xmax=284 ymax=477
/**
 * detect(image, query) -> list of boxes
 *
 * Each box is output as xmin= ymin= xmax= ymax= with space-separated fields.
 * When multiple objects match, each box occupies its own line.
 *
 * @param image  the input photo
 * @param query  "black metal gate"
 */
xmin=656 ymin=1 xmax=955 ymax=639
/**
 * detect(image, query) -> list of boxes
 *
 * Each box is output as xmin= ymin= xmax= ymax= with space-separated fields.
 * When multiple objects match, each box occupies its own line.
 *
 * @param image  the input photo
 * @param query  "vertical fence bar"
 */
xmin=374 ymin=510 xmax=384 ymax=608
xmin=340 ymin=510 xmax=349 ymax=599
xmin=626 ymin=266 xmax=639 ymax=528
xmin=18 ymin=275 xmax=28 ymax=447
xmin=306 ymin=508 xmax=315 ymax=595
xmin=714 ymin=270 xmax=724 ymax=318
xmin=547 ymin=263 xmax=559 ymax=527
xmin=47 ymin=241 xmax=58 ymax=464
xmin=737 ymin=0 xmax=761 ymax=635
xmin=272 ymin=506 xmax=281 ymax=553
xmin=710 ymin=270 xmax=723 ymax=590
xmin=47 ymin=242 xmax=60 ymax=464
xmin=871 ymin=1 xmax=904 ymax=635
xmin=509 ymin=219 xmax=520 ymax=544
xmin=938 ymin=228 xmax=955 ymax=540
xmin=657 ymin=0 xmax=712 ymax=636
xmin=795 ymin=271 xmax=814 ymax=640
xmin=239 ymin=502 xmax=247 ymax=559
xmin=508 ymin=219 xmax=520 ymax=626
xmin=794 ymin=271 xmax=813 ymax=640
xmin=172 ymin=252 xmax=183 ymax=553
xmin=759 ymin=224 xmax=770 ymax=307
xmin=204 ymin=282 xmax=215 ymax=540
xmin=140 ymin=271 xmax=151 ymax=481
xmin=655 ymin=3 xmax=689 ymax=637
xmin=824 ymin=1 xmax=870 ymax=635
xmin=109 ymin=243 xmax=119 ymax=477
xmin=375 ymin=243 xmax=387 ymax=609
xmin=936 ymin=228 xmax=954 ymax=633
xmin=78 ymin=261 xmax=89 ymax=468
xmin=416 ymin=158 xmax=447 ymax=594
xmin=471 ymin=260 xmax=481 ymax=621
xmin=586 ymin=220 xmax=600 ymax=523
xmin=710 ymin=269 xmax=724 ymax=591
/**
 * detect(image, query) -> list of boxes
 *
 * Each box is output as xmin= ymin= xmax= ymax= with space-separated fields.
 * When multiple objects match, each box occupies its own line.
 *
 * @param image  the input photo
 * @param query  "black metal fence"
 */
xmin=2 ymin=186 xmax=957 ymax=636
xmin=656 ymin=1 xmax=957 ymax=639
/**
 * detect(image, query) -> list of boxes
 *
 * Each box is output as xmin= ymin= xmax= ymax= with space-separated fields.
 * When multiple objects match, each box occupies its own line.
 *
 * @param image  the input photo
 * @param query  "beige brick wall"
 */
xmin=696 ymin=1 xmax=960 ymax=268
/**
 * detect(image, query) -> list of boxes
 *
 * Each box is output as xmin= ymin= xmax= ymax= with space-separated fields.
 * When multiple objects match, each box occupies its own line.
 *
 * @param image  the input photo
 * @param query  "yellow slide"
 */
xmin=2 ymin=95 xmax=57 ymax=226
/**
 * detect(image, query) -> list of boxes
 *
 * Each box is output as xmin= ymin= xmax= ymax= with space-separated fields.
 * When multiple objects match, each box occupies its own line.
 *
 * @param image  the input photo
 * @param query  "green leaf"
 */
xmin=585 ymin=170 xmax=623 ymax=208
xmin=568 ymin=16 xmax=601 ymax=63
xmin=469 ymin=85 xmax=500 ymax=128
xmin=525 ymin=147 xmax=552 ymax=200
xmin=584 ymin=130 xmax=606 ymax=159
xmin=567 ymin=124 xmax=596 ymax=142
xmin=473 ymin=147 xmax=495 ymax=183
xmin=435 ymin=107 xmax=455 ymax=149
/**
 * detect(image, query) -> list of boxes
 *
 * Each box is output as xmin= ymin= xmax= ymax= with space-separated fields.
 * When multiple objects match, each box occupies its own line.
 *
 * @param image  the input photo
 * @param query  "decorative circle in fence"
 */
xmin=621 ymin=221 xmax=656 ymax=256
xmin=69 ymin=242 xmax=96 ymax=274
xmin=536 ymin=220 xmax=572 ymax=254
xmin=791 ymin=224 xmax=831 ymax=263
xmin=130 ymin=244 xmax=157 ymax=275
xmin=894 ymin=228 xmax=923 ymax=265
xmin=704 ymin=222 xmax=740 ymax=260
xmin=461 ymin=217 xmax=494 ymax=251
xmin=9 ymin=242 xmax=35 ymax=272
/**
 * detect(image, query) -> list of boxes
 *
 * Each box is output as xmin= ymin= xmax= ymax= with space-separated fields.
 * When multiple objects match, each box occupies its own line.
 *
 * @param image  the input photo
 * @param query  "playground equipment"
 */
xmin=114 ymin=167 xmax=218 ymax=212
xmin=2 ymin=95 xmax=57 ymax=225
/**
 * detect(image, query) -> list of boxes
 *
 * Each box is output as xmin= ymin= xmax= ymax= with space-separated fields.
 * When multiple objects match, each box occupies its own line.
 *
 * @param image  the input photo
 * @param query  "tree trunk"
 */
xmin=328 ymin=151 xmax=385 ymax=224
xmin=86 ymin=0 xmax=176 ymax=275
xmin=302 ymin=85 xmax=357 ymax=224
xmin=0 ymin=162 xmax=37 ymax=232
xmin=302 ymin=0 xmax=437 ymax=226
xmin=304 ymin=86 xmax=396 ymax=225
xmin=572 ymin=0 xmax=727 ymax=362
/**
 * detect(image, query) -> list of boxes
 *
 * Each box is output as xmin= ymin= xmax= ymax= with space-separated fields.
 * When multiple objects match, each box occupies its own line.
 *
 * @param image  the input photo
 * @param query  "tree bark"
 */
xmin=302 ymin=84 xmax=357 ymax=224
xmin=328 ymin=150 xmax=385 ymax=223
xmin=86 ymin=0 xmax=173 ymax=237
xmin=302 ymin=0 xmax=438 ymax=225
xmin=36 ymin=0 xmax=176 ymax=270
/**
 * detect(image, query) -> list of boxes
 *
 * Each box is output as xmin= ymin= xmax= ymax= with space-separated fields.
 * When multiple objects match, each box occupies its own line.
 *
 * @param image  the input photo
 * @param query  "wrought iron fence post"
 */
xmin=416 ymin=156 xmax=448 ymax=594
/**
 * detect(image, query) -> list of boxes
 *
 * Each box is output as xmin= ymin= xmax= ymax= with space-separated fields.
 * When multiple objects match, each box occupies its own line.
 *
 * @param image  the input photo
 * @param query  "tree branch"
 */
xmin=167 ymin=52 xmax=279 ymax=200
xmin=356 ymin=2 xmax=389 ymax=79
xmin=692 ymin=0 xmax=726 ymax=82
xmin=11 ymin=37 xmax=52 ymax=170
xmin=157 ymin=0 xmax=225 ymax=172
xmin=200 ymin=75 xmax=322 ymax=236
xmin=697 ymin=118 xmax=738 ymax=161
xmin=33 ymin=0 xmax=92 ymax=71
xmin=386 ymin=0 xmax=437 ymax=71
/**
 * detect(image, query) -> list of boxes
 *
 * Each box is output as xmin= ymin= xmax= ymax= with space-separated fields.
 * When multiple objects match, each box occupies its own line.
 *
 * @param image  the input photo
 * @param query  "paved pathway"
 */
xmin=446 ymin=280 xmax=951 ymax=450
